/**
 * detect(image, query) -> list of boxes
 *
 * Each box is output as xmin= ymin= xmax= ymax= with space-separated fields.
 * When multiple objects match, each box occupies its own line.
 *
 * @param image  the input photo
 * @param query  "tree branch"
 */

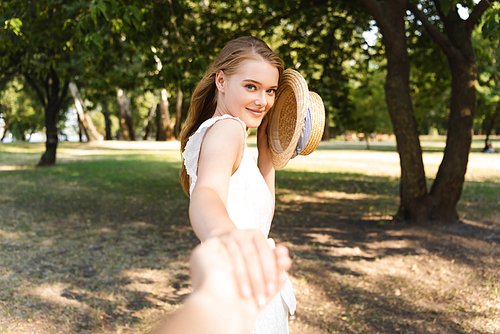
xmin=466 ymin=0 xmax=496 ymax=33
xmin=50 ymin=67 xmax=60 ymax=105
xmin=167 ymin=0 xmax=188 ymax=57
xmin=225 ymin=11 xmax=295 ymax=40
xmin=225 ymin=0 xmax=327 ymax=40
xmin=23 ymin=72 xmax=47 ymax=108
xmin=58 ymin=80 xmax=69 ymax=109
xmin=407 ymin=1 xmax=459 ymax=60
xmin=43 ymin=74 xmax=50 ymax=103
xmin=319 ymin=21 xmax=342 ymax=82
xmin=433 ymin=0 xmax=446 ymax=21
xmin=356 ymin=0 xmax=394 ymax=41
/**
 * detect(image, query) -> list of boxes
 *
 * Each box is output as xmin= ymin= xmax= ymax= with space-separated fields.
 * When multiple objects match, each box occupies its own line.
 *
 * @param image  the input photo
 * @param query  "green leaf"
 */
xmin=4 ymin=18 xmax=23 ymax=36
xmin=129 ymin=6 xmax=142 ymax=23
xmin=96 ymin=1 xmax=110 ymax=21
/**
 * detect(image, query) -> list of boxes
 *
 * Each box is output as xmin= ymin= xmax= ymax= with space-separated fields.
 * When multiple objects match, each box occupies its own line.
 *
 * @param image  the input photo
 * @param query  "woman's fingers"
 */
xmin=253 ymin=233 xmax=278 ymax=297
xmin=216 ymin=230 xmax=293 ymax=309
xmin=236 ymin=234 xmax=267 ymax=308
xmin=224 ymin=236 xmax=253 ymax=299
xmin=275 ymin=244 xmax=292 ymax=271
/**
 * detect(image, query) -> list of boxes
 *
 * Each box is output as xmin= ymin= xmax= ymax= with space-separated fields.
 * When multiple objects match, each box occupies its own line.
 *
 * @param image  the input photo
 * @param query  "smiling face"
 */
xmin=214 ymin=58 xmax=280 ymax=128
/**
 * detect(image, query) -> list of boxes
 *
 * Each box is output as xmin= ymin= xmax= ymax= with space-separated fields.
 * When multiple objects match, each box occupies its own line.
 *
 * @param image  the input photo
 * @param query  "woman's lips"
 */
xmin=246 ymin=108 xmax=265 ymax=117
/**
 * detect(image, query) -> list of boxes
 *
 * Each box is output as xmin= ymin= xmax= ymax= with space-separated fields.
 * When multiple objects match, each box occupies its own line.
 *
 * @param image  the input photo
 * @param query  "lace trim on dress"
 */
xmin=182 ymin=114 xmax=248 ymax=196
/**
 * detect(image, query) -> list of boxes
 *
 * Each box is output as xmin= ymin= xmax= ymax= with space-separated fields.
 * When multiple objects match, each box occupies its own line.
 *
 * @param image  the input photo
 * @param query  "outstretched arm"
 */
xmin=189 ymin=118 xmax=280 ymax=308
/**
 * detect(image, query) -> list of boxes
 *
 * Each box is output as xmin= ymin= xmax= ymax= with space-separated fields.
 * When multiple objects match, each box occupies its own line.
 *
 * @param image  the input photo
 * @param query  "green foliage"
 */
xmin=482 ymin=3 xmax=500 ymax=41
xmin=474 ymin=24 xmax=500 ymax=134
xmin=0 ymin=77 xmax=44 ymax=140
xmin=271 ymin=2 xmax=371 ymax=135
xmin=345 ymin=65 xmax=392 ymax=135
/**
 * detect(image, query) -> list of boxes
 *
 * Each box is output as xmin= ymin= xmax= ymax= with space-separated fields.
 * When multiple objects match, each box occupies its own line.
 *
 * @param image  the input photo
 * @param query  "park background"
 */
xmin=1 ymin=0 xmax=499 ymax=333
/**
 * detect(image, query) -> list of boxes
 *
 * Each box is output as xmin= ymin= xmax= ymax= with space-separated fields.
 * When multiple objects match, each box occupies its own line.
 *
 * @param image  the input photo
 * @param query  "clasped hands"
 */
xmin=194 ymin=229 xmax=291 ymax=313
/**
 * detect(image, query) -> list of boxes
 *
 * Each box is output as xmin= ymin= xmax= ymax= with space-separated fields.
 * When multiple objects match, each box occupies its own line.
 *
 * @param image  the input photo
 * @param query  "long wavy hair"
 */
xmin=179 ymin=36 xmax=284 ymax=196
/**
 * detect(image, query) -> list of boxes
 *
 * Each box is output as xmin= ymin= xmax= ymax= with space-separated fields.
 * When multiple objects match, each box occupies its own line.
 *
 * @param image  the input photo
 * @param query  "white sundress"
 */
xmin=182 ymin=114 xmax=296 ymax=334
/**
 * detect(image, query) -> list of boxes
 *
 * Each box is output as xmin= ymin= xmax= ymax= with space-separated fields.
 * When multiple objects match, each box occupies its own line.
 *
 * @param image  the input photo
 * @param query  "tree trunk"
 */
xmin=143 ymin=100 xmax=157 ymax=140
xmin=38 ymin=100 xmax=60 ymax=166
xmin=378 ymin=1 xmax=432 ymax=222
xmin=24 ymin=69 xmax=70 ymax=166
xmin=405 ymin=0 xmax=496 ymax=222
xmin=78 ymin=115 xmax=83 ymax=142
xmin=428 ymin=10 xmax=479 ymax=222
xmin=1 ymin=120 xmax=9 ymax=142
xmin=102 ymin=109 xmax=112 ymax=140
xmin=116 ymin=88 xmax=135 ymax=141
xmin=77 ymin=113 xmax=89 ymax=142
xmin=157 ymin=89 xmax=172 ymax=141
xmin=322 ymin=112 xmax=330 ymax=141
xmin=69 ymin=82 xmax=100 ymax=141
xmin=174 ymin=87 xmax=183 ymax=139
xmin=484 ymin=104 xmax=500 ymax=148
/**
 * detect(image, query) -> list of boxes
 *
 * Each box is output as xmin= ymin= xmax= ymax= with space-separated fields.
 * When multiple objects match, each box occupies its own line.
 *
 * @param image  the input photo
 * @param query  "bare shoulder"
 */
xmin=203 ymin=118 xmax=246 ymax=148
xmin=198 ymin=118 xmax=246 ymax=175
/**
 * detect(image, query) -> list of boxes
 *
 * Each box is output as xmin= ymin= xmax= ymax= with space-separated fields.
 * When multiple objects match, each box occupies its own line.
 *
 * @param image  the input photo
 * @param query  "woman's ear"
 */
xmin=215 ymin=70 xmax=226 ymax=93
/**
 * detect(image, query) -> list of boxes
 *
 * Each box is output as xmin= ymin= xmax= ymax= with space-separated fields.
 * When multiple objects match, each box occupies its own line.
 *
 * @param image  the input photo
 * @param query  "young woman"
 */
xmin=180 ymin=36 xmax=295 ymax=333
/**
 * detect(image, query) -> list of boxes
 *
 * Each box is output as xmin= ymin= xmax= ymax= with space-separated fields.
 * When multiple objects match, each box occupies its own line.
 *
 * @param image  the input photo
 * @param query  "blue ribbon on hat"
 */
xmin=291 ymin=102 xmax=312 ymax=159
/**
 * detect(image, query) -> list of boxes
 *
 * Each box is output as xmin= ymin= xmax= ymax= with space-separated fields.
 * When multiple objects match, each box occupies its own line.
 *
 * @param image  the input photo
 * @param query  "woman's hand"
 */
xmin=257 ymin=114 xmax=276 ymax=200
xmin=216 ymin=228 xmax=285 ymax=309
xmin=190 ymin=236 xmax=291 ymax=306
xmin=257 ymin=114 xmax=271 ymax=157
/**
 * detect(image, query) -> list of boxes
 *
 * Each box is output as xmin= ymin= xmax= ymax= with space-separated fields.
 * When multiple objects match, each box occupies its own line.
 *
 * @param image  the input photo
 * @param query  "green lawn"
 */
xmin=0 ymin=139 xmax=499 ymax=334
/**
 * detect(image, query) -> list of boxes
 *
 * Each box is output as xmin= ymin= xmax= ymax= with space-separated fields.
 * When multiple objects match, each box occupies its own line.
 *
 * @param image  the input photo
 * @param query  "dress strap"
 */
xmin=182 ymin=115 xmax=247 ymax=196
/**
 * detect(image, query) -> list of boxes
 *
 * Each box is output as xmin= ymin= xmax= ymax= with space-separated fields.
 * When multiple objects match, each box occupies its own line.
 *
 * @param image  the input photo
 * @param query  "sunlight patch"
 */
xmin=315 ymin=191 xmax=382 ymax=200
xmin=0 ymin=165 xmax=33 ymax=171
xmin=33 ymin=283 xmax=85 ymax=308
xmin=0 ymin=228 xmax=21 ymax=240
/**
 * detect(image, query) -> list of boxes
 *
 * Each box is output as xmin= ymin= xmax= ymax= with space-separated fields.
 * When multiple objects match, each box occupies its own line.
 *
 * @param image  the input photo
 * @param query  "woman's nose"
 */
xmin=255 ymin=91 xmax=266 ymax=108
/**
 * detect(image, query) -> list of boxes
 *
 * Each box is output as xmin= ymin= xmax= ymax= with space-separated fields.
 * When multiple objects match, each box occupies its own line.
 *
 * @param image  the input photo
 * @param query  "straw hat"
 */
xmin=267 ymin=69 xmax=325 ymax=170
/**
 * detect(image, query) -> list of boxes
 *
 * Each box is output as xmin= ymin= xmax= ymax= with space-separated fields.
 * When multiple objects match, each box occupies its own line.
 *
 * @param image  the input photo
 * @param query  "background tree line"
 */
xmin=1 ymin=0 xmax=499 ymax=224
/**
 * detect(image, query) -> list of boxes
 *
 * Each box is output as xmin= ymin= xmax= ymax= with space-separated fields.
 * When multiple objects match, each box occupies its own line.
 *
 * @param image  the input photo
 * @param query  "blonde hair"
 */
xmin=179 ymin=36 xmax=284 ymax=196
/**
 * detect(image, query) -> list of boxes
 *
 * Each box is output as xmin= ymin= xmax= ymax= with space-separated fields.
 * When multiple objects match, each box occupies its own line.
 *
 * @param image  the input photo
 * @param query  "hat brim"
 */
xmin=268 ymin=69 xmax=325 ymax=170
xmin=300 ymin=91 xmax=325 ymax=156
xmin=268 ymin=70 xmax=309 ymax=170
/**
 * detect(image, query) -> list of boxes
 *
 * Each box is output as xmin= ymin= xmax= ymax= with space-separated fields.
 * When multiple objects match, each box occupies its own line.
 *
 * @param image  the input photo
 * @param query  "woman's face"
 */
xmin=215 ymin=58 xmax=279 ymax=128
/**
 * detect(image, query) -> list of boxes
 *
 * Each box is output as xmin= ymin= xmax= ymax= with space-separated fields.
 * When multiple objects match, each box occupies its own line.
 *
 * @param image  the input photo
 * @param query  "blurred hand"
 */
xmin=193 ymin=230 xmax=291 ymax=309
xmin=215 ymin=228 xmax=279 ymax=309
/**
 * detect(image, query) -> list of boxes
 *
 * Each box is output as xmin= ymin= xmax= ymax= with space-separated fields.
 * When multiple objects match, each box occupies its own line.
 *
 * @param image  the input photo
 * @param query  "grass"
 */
xmin=0 ymin=138 xmax=499 ymax=334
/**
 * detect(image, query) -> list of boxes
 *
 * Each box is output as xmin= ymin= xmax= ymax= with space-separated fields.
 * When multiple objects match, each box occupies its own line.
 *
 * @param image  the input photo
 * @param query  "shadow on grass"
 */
xmin=271 ymin=170 xmax=499 ymax=333
xmin=0 ymin=159 xmax=498 ymax=333
xmin=0 ymin=157 xmax=197 ymax=331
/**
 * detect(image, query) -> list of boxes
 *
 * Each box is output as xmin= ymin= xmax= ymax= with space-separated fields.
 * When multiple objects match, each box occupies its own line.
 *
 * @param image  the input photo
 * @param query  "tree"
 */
xmin=68 ymin=82 xmax=101 ymax=141
xmin=0 ymin=2 xmax=81 ymax=164
xmin=1 ymin=0 xmax=146 ymax=163
xmin=407 ymin=0 xmax=497 ymax=221
xmin=355 ymin=0 xmax=498 ymax=222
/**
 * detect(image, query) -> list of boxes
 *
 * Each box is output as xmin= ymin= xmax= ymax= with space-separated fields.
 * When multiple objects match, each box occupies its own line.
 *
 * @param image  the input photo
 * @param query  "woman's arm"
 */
xmin=189 ymin=119 xmax=244 ymax=240
xmin=188 ymin=118 xmax=279 ymax=308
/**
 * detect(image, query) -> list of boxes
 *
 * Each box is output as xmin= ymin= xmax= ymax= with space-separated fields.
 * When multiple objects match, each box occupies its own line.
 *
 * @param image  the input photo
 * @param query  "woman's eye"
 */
xmin=245 ymin=84 xmax=256 ymax=90
xmin=267 ymin=89 xmax=277 ymax=94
